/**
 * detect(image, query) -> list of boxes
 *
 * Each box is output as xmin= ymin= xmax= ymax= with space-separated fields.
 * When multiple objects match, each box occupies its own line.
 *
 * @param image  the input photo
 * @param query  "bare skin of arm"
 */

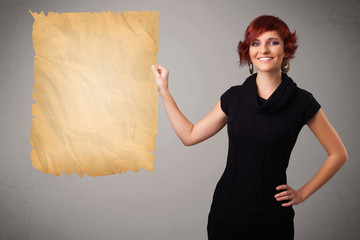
xmin=275 ymin=108 xmax=348 ymax=206
xmin=151 ymin=64 xmax=227 ymax=146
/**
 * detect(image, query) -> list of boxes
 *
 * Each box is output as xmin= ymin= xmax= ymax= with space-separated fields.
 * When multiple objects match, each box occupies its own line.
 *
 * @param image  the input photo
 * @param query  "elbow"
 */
xmin=329 ymin=146 xmax=349 ymax=164
xmin=182 ymin=125 xmax=195 ymax=146
xmin=341 ymin=146 xmax=349 ymax=163
xmin=182 ymin=134 xmax=196 ymax=146
xmin=337 ymin=151 xmax=348 ymax=164
xmin=182 ymin=139 xmax=193 ymax=146
xmin=342 ymin=151 xmax=349 ymax=163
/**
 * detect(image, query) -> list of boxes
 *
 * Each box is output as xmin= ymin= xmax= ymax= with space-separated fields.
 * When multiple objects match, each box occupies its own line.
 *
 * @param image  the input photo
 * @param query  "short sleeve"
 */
xmin=303 ymin=93 xmax=321 ymax=125
xmin=220 ymin=87 xmax=231 ymax=116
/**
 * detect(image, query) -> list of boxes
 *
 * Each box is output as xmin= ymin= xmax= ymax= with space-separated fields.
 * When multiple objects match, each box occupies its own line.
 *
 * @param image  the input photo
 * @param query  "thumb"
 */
xmin=151 ymin=64 xmax=160 ymax=77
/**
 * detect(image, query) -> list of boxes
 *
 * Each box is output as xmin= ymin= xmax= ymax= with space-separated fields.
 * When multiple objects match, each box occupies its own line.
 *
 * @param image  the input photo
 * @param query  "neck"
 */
xmin=255 ymin=70 xmax=282 ymax=98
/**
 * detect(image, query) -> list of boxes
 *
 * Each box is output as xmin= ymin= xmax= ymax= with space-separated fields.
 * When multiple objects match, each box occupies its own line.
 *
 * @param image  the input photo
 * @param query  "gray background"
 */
xmin=1 ymin=0 xmax=359 ymax=239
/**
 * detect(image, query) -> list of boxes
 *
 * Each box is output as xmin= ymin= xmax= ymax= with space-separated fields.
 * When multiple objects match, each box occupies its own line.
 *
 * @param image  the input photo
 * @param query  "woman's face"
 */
xmin=249 ymin=30 xmax=286 ymax=74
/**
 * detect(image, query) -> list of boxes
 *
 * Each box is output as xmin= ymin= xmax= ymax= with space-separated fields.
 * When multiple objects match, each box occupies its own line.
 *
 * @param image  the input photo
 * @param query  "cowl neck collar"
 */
xmin=241 ymin=72 xmax=297 ymax=113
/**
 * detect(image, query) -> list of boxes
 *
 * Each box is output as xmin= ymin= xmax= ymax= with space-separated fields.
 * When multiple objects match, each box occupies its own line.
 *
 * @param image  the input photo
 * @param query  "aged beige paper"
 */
xmin=29 ymin=10 xmax=158 ymax=177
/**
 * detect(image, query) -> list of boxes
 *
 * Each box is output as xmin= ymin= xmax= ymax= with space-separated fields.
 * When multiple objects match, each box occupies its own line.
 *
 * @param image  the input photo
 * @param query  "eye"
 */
xmin=269 ymin=41 xmax=280 ymax=45
xmin=251 ymin=41 xmax=260 ymax=46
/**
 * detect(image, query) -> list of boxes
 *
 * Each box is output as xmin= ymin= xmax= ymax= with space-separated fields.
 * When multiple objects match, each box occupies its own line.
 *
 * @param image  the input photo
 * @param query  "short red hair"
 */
xmin=237 ymin=15 xmax=298 ymax=67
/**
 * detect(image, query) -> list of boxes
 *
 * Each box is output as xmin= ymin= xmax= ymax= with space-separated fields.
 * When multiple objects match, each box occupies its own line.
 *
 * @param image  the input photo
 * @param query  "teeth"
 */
xmin=259 ymin=58 xmax=272 ymax=60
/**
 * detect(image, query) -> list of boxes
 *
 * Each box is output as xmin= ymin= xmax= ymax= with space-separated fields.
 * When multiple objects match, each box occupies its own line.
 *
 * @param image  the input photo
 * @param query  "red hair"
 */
xmin=237 ymin=15 xmax=298 ymax=67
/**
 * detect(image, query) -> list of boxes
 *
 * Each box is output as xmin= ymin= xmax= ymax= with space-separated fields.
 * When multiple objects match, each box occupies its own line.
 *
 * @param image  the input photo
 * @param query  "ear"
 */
xmin=284 ymin=52 xmax=290 ymax=60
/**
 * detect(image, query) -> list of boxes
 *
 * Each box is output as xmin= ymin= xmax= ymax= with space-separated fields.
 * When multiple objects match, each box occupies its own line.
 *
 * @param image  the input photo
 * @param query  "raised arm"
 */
xmin=151 ymin=64 xmax=228 ymax=146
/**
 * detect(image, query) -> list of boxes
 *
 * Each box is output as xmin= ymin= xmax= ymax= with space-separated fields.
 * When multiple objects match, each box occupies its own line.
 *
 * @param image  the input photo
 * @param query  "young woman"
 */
xmin=151 ymin=15 xmax=348 ymax=240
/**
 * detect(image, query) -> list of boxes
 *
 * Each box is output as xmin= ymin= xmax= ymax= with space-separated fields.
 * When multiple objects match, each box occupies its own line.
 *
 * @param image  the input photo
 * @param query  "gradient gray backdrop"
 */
xmin=1 ymin=0 xmax=359 ymax=239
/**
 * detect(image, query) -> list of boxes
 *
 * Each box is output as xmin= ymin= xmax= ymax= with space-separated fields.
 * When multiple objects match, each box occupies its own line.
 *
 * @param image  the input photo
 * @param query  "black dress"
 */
xmin=207 ymin=73 xmax=321 ymax=240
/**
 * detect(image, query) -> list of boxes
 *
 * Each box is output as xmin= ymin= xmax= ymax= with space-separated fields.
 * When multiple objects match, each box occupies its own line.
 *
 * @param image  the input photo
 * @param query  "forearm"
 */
xmin=160 ymin=90 xmax=194 ymax=145
xmin=299 ymin=154 xmax=347 ymax=202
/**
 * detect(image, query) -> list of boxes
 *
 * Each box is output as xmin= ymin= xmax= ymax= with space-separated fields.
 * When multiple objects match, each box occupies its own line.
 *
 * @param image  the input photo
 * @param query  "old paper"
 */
xmin=29 ymin=10 xmax=158 ymax=177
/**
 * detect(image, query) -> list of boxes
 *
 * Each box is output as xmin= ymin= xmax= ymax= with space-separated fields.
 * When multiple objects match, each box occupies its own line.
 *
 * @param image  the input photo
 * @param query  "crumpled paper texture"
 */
xmin=29 ymin=10 xmax=158 ymax=177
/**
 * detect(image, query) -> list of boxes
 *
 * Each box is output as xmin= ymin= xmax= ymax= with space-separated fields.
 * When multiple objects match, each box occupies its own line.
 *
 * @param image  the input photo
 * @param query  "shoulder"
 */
xmin=220 ymin=85 xmax=242 ymax=102
xmin=293 ymin=85 xmax=320 ymax=106
xmin=221 ymin=85 xmax=242 ymax=96
xmin=293 ymin=85 xmax=322 ymax=125
xmin=295 ymin=85 xmax=315 ymax=98
xmin=219 ymin=85 xmax=241 ymax=110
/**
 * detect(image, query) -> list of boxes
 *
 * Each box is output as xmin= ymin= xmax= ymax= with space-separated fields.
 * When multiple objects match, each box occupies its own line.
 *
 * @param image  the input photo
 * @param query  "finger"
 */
xmin=151 ymin=64 xmax=158 ymax=71
xmin=282 ymin=200 xmax=295 ymax=207
xmin=276 ymin=194 xmax=293 ymax=201
xmin=277 ymin=185 xmax=293 ymax=192
xmin=159 ymin=65 xmax=169 ymax=74
xmin=276 ymin=190 xmax=291 ymax=197
xmin=276 ymin=194 xmax=288 ymax=201
xmin=151 ymin=65 xmax=160 ymax=76
xmin=276 ymin=184 xmax=288 ymax=190
xmin=275 ymin=190 xmax=295 ymax=199
xmin=157 ymin=64 xmax=166 ymax=70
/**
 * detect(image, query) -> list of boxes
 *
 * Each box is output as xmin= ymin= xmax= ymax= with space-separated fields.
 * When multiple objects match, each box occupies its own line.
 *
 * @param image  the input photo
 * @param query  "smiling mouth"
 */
xmin=258 ymin=57 xmax=273 ymax=61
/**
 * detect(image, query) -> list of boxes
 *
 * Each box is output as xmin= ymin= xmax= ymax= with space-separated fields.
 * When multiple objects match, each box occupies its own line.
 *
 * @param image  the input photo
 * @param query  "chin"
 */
xmin=256 ymin=68 xmax=277 ymax=73
xmin=255 ymin=67 xmax=282 ymax=73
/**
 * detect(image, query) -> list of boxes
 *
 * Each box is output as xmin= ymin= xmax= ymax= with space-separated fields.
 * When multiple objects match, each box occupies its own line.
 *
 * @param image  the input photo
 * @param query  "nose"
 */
xmin=260 ymin=44 xmax=270 ymax=54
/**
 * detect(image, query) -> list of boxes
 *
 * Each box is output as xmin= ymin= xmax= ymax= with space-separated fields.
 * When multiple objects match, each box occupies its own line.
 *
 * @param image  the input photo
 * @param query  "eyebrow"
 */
xmin=253 ymin=38 xmax=280 ymax=41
